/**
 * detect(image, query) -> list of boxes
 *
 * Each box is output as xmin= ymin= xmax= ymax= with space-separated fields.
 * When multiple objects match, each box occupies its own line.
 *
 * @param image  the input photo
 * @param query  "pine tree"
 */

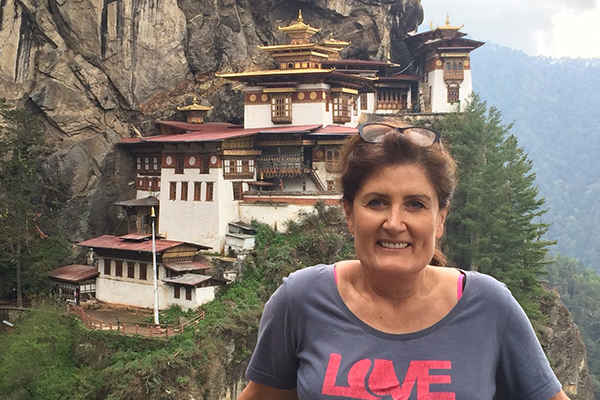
xmin=436 ymin=95 xmax=553 ymax=317
xmin=0 ymin=99 xmax=70 ymax=305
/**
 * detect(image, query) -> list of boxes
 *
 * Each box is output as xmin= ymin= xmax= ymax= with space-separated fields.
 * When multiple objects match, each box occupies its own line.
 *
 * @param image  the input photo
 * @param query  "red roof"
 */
xmin=121 ymin=124 xmax=323 ymax=144
xmin=312 ymin=125 xmax=358 ymax=135
xmin=48 ymin=264 xmax=99 ymax=283
xmin=163 ymin=261 xmax=211 ymax=273
xmin=162 ymin=273 xmax=212 ymax=286
xmin=77 ymin=235 xmax=209 ymax=253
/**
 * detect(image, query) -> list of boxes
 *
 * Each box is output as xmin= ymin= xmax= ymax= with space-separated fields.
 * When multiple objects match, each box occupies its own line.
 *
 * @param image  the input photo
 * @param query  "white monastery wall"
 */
xmin=240 ymin=198 xmax=340 ymax=232
xmin=459 ymin=70 xmax=473 ymax=107
xmin=96 ymin=277 xmax=170 ymax=309
xmin=244 ymin=103 xmax=273 ymax=129
xmin=158 ymin=165 xmax=221 ymax=245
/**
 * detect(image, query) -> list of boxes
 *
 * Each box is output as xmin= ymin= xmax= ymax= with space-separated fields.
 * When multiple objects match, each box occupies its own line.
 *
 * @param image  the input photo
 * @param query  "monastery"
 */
xmin=49 ymin=13 xmax=483 ymax=310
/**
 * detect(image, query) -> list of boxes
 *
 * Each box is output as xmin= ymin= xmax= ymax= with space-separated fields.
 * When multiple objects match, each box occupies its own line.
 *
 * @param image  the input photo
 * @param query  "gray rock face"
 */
xmin=0 ymin=0 xmax=422 ymax=239
xmin=539 ymin=290 xmax=595 ymax=400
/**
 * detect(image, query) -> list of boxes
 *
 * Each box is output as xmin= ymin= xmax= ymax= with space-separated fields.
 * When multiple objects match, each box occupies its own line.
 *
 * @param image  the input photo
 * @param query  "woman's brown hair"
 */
xmin=338 ymin=131 xmax=458 ymax=266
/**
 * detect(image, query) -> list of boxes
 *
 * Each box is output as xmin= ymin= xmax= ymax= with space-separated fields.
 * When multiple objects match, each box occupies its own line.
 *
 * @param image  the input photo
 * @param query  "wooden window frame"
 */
xmin=139 ymin=263 xmax=147 ymax=280
xmin=200 ymin=157 xmax=210 ymax=174
xmin=194 ymin=182 xmax=202 ymax=201
xmin=104 ymin=259 xmax=111 ymax=275
xmin=447 ymin=86 xmax=459 ymax=104
xmin=175 ymin=155 xmax=185 ymax=174
xmin=169 ymin=182 xmax=177 ymax=200
xmin=206 ymin=182 xmax=214 ymax=202
xmin=127 ymin=262 xmax=135 ymax=279
xmin=271 ymin=94 xmax=292 ymax=124
xmin=115 ymin=260 xmax=123 ymax=277
xmin=174 ymin=285 xmax=180 ymax=299
xmin=185 ymin=287 xmax=192 ymax=301
xmin=232 ymin=181 xmax=243 ymax=200
xmin=332 ymin=94 xmax=352 ymax=123
xmin=181 ymin=181 xmax=188 ymax=201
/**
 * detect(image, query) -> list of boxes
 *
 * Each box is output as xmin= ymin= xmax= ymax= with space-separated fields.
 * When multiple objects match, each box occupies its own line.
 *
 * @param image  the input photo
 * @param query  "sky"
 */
xmin=421 ymin=0 xmax=600 ymax=58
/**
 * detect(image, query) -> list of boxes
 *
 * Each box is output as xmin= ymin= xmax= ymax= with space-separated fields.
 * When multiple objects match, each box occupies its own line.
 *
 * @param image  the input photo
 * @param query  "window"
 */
xmin=224 ymin=159 xmax=254 ymax=179
xmin=104 ymin=259 xmax=111 ymax=275
xmin=175 ymin=156 xmax=184 ymax=174
xmin=181 ymin=181 xmax=188 ymax=201
xmin=332 ymin=94 xmax=352 ymax=123
xmin=233 ymin=182 xmax=243 ymax=200
xmin=185 ymin=287 xmax=192 ymax=300
xmin=115 ymin=260 xmax=123 ymax=277
xmin=271 ymin=94 xmax=292 ymax=124
xmin=194 ymin=182 xmax=202 ymax=201
xmin=174 ymin=285 xmax=180 ymax=299
xmin=206 ymin=182 xmax=214 ymax=201
xmin=139 ymin=263 xmax=147 ymax=280
xmin=169 ymin=182 xmax=177 ymax=200
xmin=127 ymin=262 xmax=135 ymax=279
xmin=201 ymin=157 xmax=210 ymax=174
xmin=447 ymin=86 xmax=459 ymax=103
xmin=360 ymin=93 xmax=368 ymax=110
xmin=136 ymin=155 xmax=160 ymax=174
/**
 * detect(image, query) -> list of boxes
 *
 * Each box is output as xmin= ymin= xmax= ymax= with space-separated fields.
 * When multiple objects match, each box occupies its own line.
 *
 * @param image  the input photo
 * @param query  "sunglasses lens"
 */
xmin=360 ymin=124 xmax=396 ymax=142
xmin=359 ymin=124 xmax=438 ymax=146
xmin=403 ymin=127 xmax=437 ymax=146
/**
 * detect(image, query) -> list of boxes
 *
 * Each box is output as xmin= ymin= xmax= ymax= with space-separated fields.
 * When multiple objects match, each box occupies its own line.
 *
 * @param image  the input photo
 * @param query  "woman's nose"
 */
xmin=383 ymin=206 xmax=406 ymax=232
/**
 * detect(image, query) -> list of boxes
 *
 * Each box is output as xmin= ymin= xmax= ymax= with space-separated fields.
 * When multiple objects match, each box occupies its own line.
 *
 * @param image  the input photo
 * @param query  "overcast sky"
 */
xmin=421 ymin=0 xmax=600 ymax=58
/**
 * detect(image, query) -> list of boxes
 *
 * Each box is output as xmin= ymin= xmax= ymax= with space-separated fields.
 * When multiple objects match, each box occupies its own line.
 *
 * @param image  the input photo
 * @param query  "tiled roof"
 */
xmin=48 ymin=264 xmax=99 ymax=283
xmin=121 ymin=124 xmax=324 ymax=144
xmin=163 ymin=261 xmax=211 ymax=273
xmin=78 ymin=235 xmax=210 ymax=253
xmin=162 ymin=273 xmax=212 ymax=286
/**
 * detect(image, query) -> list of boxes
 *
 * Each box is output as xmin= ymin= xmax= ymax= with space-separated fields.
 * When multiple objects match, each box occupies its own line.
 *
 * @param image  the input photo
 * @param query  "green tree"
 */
xmin=435 ymin=95 xmax=553 ymax=318
xmin=0 ymin=99 xmax=70 ymax=305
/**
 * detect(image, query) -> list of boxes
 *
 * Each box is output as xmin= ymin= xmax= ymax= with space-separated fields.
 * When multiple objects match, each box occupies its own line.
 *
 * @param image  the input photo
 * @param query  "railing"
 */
xmin=444 ymin=70 xmax=464 ymax=81
xmin=68 ymin=305 xmax=205 ymax=339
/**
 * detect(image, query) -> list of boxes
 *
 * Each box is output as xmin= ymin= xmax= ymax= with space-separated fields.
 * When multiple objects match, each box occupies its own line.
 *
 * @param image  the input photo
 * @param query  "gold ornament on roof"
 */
xmin=278 ymin=10 xmax=321 ymax=44
xmin=434 ymin=14 xmax=464 ymax=31
xmin=177 ymin=96 xmax=213 ymax=112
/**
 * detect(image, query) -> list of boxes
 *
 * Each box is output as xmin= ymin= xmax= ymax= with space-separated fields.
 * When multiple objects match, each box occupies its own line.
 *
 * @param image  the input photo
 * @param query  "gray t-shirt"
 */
xmin=246 ymin=264 xmax=562 ymax=400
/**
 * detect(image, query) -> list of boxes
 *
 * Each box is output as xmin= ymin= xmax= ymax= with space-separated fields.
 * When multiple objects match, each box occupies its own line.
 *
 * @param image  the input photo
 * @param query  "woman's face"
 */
xmin=343 ymin=163 xmax=447 ymax=276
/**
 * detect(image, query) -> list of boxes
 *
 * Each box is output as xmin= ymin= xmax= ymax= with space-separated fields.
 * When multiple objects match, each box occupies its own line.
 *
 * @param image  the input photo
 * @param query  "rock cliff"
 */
xmin=538 ymin=289 xmax=594 ymax=400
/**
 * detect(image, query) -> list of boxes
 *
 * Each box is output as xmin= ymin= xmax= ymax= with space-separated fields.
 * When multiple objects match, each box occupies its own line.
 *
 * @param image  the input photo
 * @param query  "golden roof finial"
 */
xmin=298 ymin=9 xmax=303 ymax=23
xmin=446 ymin=14 xmax=450 ymax=26
xmin=430 ymin=21 xmax=434 ymax=30
xmin=192 ymin=96 xmax=199 ymax=105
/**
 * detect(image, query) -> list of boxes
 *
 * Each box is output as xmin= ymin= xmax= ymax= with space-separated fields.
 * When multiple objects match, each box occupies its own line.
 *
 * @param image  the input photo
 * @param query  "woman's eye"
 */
xmin=408 ymin=200 xmax=425 ymax=209
xmin=367 ymin=198 xmax=385 ymax=207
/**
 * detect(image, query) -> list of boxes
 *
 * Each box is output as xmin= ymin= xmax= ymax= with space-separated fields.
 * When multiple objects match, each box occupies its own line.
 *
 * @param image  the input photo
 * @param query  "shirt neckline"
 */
xmin=327 ymin=264 xmax=472 ymax=341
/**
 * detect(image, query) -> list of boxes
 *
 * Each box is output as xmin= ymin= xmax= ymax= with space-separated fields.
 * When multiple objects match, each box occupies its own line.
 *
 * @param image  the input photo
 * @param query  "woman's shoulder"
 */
xmin=283 ymin=264 xmax=334 ymax=288
xmin=463 ymin=270 xmax=516 ymax=304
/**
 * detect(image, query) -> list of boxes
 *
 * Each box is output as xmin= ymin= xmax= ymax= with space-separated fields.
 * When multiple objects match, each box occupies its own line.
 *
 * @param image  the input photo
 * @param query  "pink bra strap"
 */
xmin=457 ymin=272 xmax=465 ymax=300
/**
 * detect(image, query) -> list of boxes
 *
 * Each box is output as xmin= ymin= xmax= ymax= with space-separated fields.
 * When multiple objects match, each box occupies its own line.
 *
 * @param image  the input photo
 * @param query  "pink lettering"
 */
xmin=322 ymin=353 xmax=378 ymax=399
xmin=322 ymin=354 xmax=455 ymax=400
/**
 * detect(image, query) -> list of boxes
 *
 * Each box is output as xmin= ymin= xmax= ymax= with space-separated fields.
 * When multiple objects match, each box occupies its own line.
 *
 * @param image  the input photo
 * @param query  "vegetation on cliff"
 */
xmin=0 ymin=99 xmax=71 ymax=305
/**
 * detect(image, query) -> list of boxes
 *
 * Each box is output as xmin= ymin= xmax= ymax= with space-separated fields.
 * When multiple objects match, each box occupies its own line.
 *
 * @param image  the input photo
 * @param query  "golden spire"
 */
xmin=432 ymin=14 xmax=464 ymax=31
xmin=298 ymin=9 xmax=303 ymax=23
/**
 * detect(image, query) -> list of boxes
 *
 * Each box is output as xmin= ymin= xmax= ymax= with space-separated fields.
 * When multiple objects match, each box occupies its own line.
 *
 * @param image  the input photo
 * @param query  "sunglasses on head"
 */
xmin=357 ymin=123 xmax=441 ymax=147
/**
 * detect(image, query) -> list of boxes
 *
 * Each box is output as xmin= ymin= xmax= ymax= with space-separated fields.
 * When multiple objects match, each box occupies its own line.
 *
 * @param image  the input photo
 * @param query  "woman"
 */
xmin=238 ymin=123 xmax=569 ymax=400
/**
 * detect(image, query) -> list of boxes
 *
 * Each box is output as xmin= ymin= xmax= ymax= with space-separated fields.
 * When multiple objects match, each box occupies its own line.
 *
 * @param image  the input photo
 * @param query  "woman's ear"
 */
xmin=436 ymin=208 xmax=448 ymax=239
xmin=342 ymin=200 xmax=355 ymax=235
